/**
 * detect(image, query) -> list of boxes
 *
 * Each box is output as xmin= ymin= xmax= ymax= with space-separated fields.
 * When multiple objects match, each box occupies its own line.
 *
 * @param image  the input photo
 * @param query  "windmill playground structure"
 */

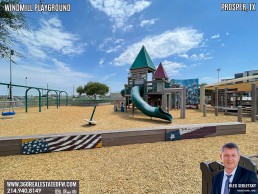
xmin=123 ymin=45 xmax=187 ymax=121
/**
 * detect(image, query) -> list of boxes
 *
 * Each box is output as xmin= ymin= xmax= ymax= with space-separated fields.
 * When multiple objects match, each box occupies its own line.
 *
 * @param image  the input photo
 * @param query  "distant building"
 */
xmin=234 ymin=70 xmax=258 ymax=82
xmin=220 ymin=70 xmax=258 ymax=83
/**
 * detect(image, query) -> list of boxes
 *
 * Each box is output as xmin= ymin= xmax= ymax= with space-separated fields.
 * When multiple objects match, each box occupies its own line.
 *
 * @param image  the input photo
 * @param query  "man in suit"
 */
xmin=211 ymin=142 xmax=258 ymax=194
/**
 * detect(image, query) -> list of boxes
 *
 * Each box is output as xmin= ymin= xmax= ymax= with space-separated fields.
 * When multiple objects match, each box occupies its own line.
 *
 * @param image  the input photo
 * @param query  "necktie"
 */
xmin=224 ymin=174 xmax=232 ymax=194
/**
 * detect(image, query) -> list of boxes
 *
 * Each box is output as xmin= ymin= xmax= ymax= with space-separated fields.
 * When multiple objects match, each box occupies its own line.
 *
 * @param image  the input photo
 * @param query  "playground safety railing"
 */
xmin=203 ymin=104 xmax=246 ymax=122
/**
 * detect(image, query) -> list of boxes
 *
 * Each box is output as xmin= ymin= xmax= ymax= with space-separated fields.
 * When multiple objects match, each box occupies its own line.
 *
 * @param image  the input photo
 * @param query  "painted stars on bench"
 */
xmin=22 ymin=139 xmax=49 ymax=154
xmin=166 ymin=130 xmax=181 ymax=141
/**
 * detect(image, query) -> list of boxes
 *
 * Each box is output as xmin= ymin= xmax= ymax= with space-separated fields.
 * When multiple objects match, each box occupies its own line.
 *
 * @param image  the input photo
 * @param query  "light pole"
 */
xmin=9 ymin=50 xmax=14 ymax=101
xmin=217 ymin=68 xmax=221 ymax=83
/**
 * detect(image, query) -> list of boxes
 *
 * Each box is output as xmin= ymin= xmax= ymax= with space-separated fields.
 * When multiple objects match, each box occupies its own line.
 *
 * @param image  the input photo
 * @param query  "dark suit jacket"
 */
xmin=210 ymin=165 xmax=258 ymax=194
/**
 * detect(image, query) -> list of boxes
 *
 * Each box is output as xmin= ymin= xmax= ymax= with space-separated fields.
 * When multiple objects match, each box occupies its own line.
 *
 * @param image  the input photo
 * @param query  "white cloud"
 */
xmin=88 ymin=0 xmax=151 ymax=31
xmin=123 ymin=25 xmax=133 ymax=32
xmin=113 ymin=27 xmax=203 ymax=66
xmin=179 ymin=54 xmax=189 ymax=59
xmin=99 ymin=58 xmax=104 ymax=65
xmin=190 ymin=53 xmax=213 ymax=60
xmin=226 ymin=32 xmax=229 ymax=36
xmin=211 ymin=34 xmax=220 ymax=39
xmin=140 ymin=18 xmax=158 ymax=27
xmin=102 ymin=73 xmax=117 ymax=81
xmin=106 ymin=45 xmax=122 ymax=53
xmin=190 ymin=54 xmax=198 ymax=60
xmin=199 ymin=53 xmax=212 ymax=60
xmin=189 ymin=63 xmax=200 ymax=68
xmin=51 ymin=59 xmax=71 ymax=73
xmin=179 ymin=53 xmax=212 ymax=60
xmin=18 ymin=17 xmax=86 ymax=59
xmin=114 ymin=39 xmax=124 ymax=44
xmin=99 ymin=37 xmax=124 ymax=53
xmin=98 ymin=37 xmax=113 ymax=51
xmin=27 ymin=46 xmax=48 ymax=59
xmin=99 ymin=58 xmax=104 ymax=67
xmin=161 ymin=60 xmax=186 ymax=76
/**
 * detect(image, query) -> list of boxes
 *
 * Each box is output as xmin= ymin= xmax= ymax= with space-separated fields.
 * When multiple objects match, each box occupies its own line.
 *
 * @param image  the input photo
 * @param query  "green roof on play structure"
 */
xmin=130 ymin=46 xmax=156 ymax=71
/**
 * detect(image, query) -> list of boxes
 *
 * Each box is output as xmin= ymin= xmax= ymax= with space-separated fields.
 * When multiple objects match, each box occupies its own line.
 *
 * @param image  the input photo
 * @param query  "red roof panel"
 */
xmin=153 ymin=63 xmax=169 ymax=79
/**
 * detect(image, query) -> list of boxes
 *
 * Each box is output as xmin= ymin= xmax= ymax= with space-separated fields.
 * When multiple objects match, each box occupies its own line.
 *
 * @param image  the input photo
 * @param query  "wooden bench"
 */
xmin=0 ymin=122 xmax=246 ymax=157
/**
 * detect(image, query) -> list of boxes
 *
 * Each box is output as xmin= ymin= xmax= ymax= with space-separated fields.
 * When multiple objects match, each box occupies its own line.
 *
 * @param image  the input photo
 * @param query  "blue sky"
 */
xmin=1 ymin=0 xmax=258 ymax=96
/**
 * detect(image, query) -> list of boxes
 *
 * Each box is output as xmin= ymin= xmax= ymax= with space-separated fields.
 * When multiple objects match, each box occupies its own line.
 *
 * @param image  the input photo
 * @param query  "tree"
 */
xmin=84 ymin=82 xmax=109 ymax=100
xmin=0 ymin=0 xmax=27 ymax=60
xmin=76 ymin=86 xmax=84 ymax=96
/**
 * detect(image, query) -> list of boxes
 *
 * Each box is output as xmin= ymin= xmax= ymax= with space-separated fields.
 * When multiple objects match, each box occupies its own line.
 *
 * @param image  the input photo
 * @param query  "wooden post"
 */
xmin=145 ymin=79 xmax=148 ymax=97
xmin=162 ymin=78 xmax=165 ymax=93
xmin=167 ymin=94 xmax=170 ymax=112
xmin=237 ymin=106 xmax=242 ymax=122
xmin=171 ymin=92 xmax=175 ymax=109
xmin=220 ymin=90 xmax=223 ymax=107
xmin=161 ymin=78 xmax=166 ymax=110
xmin=224 ymin=88 xmax=228 ymax=114
xmin=178 ymin=93 xmax=181 ymax=111
xmin=143 ymin=78 xmax=147 ymax=102
xmin=181 ymin=87 xmax=186 ymax=119
xmin=233 ymin=94 xmax=236 ymax=107
xmin=132 ymin=79 xmax=135 ymax=116
xmin=200 ymin=85 xmax=205 ymax=112
xmin=215 ymin=86 xmax=218 ymax=116
xmin=251 ymin=83 xmax=256 ymax=122
xmin=203 ymin=104 xmax=206 ymax=117
xmin=126 ymin=96 xmax=128 ymax=113
xmin=240 ymin=92 xmax=243 ymax=106
xmin=180 ymin=90 xmax=183 ymax=118
xmin=162 ymin=94 xmax=167 ymax=111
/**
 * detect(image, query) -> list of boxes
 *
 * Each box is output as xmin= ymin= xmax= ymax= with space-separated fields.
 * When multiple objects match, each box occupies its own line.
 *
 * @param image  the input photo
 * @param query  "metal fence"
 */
xmin=0 ymin=99 xmax=114 ymax=109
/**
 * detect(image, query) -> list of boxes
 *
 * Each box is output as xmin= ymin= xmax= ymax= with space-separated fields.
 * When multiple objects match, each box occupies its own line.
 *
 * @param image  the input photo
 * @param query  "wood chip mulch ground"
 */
xmin=0 ymin=105 xmax=257 ymax=193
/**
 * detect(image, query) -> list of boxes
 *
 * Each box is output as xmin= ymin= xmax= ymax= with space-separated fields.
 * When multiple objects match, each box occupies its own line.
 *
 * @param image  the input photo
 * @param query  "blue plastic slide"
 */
xmin=131 ymin=86 xmax=172 ymax=122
